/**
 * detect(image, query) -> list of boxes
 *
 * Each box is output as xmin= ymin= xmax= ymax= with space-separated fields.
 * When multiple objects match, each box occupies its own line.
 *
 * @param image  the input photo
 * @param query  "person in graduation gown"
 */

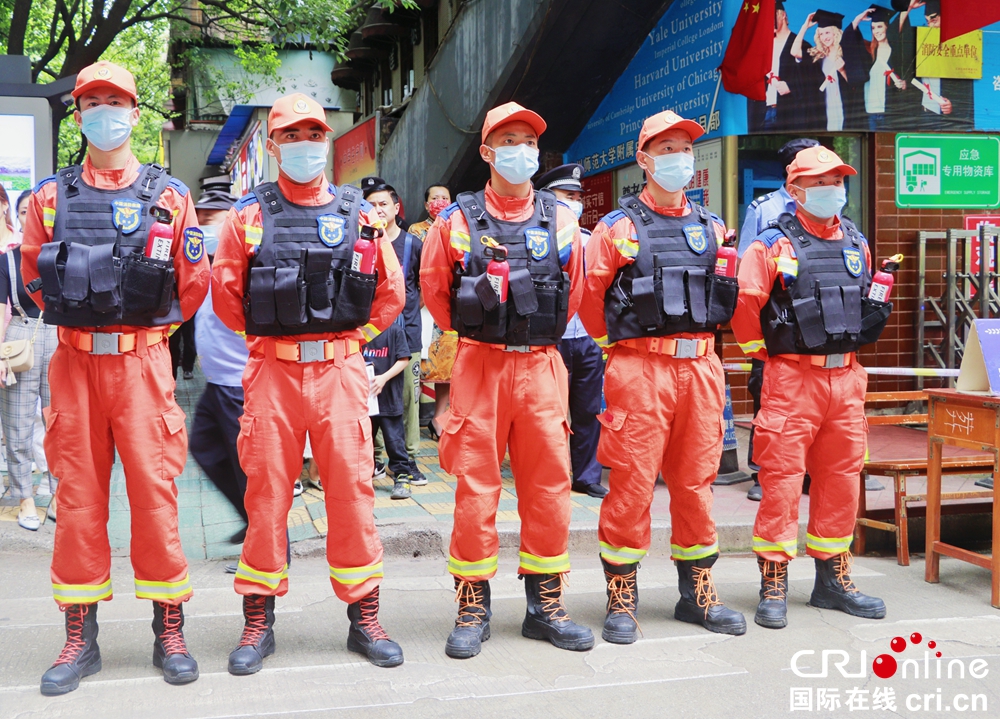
xmin=843 ymin=5 xmax=909 ymax=130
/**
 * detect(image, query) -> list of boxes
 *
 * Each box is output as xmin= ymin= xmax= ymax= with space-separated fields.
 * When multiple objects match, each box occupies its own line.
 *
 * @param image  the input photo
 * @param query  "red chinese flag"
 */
xmin=941 ymin=0 xmax=1000 ymax=42
xmin=719 ymin=0 xmax=776 ymax=101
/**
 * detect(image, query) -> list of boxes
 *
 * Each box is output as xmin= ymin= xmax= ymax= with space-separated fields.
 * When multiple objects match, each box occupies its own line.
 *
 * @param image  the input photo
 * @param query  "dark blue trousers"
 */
xmin=190 ymin=383 xmax=248 ymax=521
xmin=558 ymin=336 xmax=604 ymax=485
xmin=371 ymin=413 xmax=410 ymax=477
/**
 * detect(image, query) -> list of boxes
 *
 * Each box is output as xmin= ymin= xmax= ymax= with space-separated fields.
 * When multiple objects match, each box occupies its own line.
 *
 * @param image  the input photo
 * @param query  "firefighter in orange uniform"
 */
xmin=20 ymin=61 xmax=209 ymax=694
xmin=579 ymin=110 xmax=746 ymax=643
xmin=212 ymin=93 xmax=405 ymax=674
xmin=420 ymin=102 xmax=593 ymax=659
xmin=732 ymin=146 xmax=891 ymax=629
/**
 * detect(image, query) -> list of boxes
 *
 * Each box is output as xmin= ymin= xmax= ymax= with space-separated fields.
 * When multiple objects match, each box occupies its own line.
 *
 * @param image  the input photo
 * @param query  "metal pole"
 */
xmin=917 ymin=232 xmax=927 ymax=390
xmin=981 ymin=223 xmax=990 ymax=319
xmin=946 ymin=230 xmax=957 ymax=370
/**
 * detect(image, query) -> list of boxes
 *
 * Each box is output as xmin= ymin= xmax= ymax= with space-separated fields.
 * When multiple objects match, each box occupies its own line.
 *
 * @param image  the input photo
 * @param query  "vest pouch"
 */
xmin=274 ymin=266 xmax=306 ymax=326
xmin=843 ymin=285 xmax=862 ymax=335
xmin=706 ymin=273 xmax=739 ymax=327
xmin=791 ymin=295 xmax=828 ymax=349
xmin=474 ymin=272 xmax=500 ymax=312
xmin=63 ymin=243 xmax=92 ymax=305
xmin=330 ymin=267 xmax=376 ymax=329
xmin=455 ymin=275 xmax=484 ymax=331
xmin=475 ymin=272 xmax=508 ymax=343
xmin=685 ymin=269 xmax=708 ymax=325
xmin=121 ymin=253 xmax=171 ymax=317
xmin=661 ymin=267 xmax=687 ymax=318
xmin=858 ymin=297 xmax=892 ymax=346
xmin=508 ymin=269 xmax=538 ymax=316
xmin=37 ymin=241 xmax=68 ymax=311
xmin=528 ymin=277 xmax=564 ymax=341
xmin=88 ymin=243 xmax=121 ymax=314
xmin=632 ymin=275 xmax=663 ymax=329
xmin=819 ymin=285 xmax=847 ymax=335
xmin=305 ymin=249 xmax=335 ymax=322
xmin=249 ymin=266 xmax=277 ymax=327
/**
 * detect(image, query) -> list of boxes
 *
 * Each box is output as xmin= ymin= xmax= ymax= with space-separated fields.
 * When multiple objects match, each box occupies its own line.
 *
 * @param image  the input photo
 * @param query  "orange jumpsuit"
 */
xmin=579 ymin=189 xmax=727 ymax=567
xmin=420 ymin=182 xmax=583 ymax=581
xmin=212 ymin=177 xmax=404 ymax=603
xmin=21 ymin=155 xmax=209 ymax=608
xmin=732 ymin=212 xmax=870 ymax=563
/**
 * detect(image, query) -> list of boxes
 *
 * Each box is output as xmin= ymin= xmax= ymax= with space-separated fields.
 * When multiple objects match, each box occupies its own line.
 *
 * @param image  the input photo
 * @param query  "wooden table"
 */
xmin=926 ymin=389 xmax=1000 ymax=607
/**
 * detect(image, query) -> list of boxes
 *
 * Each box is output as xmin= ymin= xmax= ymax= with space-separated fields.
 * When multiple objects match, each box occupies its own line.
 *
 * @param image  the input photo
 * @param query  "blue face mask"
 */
xmin=564 ymin=200 xmax=584 ymax=220
xmin=795 ymin=184 xmax=846 ymax=219
xmin=645 ymin=151 xmax=695 ymax=192
xmin=80 ymin=105 xmax=135 ymax=152
xmin=491 ymin=144 xmax=540 ymax=185
xmin=277 ymin=141 xmax=328 ymax=183
xmin=200 ymin=225 xmax=219 ymax=255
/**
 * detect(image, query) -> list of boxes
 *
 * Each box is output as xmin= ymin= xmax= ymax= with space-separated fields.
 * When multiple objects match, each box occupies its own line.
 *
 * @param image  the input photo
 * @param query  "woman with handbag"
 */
xmin=0 ymin=246 xmax=59 ymax=530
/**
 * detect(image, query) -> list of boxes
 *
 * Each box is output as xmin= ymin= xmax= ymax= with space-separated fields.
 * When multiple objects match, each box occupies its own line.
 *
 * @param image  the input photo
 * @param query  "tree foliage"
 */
xmin=1 ymin=0 xmax=410 ymax=163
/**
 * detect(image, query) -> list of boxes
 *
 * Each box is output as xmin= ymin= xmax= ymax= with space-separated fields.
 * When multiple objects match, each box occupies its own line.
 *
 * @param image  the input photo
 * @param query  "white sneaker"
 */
xmin=30 ymin=462 xmax=38 ymax=473
xmin=35 ymin=482 xmax=51 ymax=496
xmin=293 ymin=480 xmax=303 ymax=497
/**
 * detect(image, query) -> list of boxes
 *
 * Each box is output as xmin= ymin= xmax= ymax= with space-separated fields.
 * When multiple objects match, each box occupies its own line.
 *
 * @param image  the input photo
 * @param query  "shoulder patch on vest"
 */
xmin=437 ymin=202 xmax=460 ymax=222
xmin=111 ymin=198 xmax=143 ymax=235
xmin=598 ymin=209 xmax=626 ymax=229
xmin=184 ymin=227 xmax=205 ymax=263
xmin=317 ymin=214 xmax=347 ymax=247
xmin=525 ymin=227 xmax=550 ymax=261
xmin=233 ymin=193 xmax=259 ymax=211
xmin=843 ymin=247 xmax=863 ymax=277
xmin=166 ymin=177 xmax=189 ymax=197
xmin=683 ymin=223 xmax=709 ymax=255
xmin=33 ymin=176 xmax=55 ymax=193
xmin=753 ymin=228 xmax=785 ymax=248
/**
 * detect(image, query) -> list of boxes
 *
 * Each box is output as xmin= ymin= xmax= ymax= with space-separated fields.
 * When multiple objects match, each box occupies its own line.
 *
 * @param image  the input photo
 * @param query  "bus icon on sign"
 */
xmin=899 ymin=148 xmax=941 ymax=195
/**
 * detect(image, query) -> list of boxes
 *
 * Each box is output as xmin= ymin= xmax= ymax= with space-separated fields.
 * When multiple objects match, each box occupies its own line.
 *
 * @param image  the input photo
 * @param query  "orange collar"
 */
xmin=484 ymin=181 xmax=535 ymax=222
xmin=639 ymin=187 xmax=691 ymax=217
xmin=277 ymin=176 xmax=334 ymax=206
xmin=81 ymin=154 xmax=141 ymax=190
xmin=796 ymin=211 xmax=843 ymax=240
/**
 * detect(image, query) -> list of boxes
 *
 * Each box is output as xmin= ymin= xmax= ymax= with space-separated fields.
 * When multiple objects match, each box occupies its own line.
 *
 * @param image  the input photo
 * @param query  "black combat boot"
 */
xmin=674 ymin=554 xmax=747 ymax=635
xmin=40 ymin=604 xmax=102 ymax=696
xmin=228 ymin=595 xmax=276 ymax=675
xmin=521 ymin=574 xmax=595 ymax=651
xmin=755 ymin=557 xmax=789 ymax=629
xmin=602 ymin=559 xmax=640 ymax=644
xmin=347 ymin=586 xmax=403 ymax=668
xmin=809 ymin=553 xmax=886 ymax=618
xmin=445 ymin=578 xmax=491 ymax=659
xmin=152 ymin=602 xmax=199 ymax=684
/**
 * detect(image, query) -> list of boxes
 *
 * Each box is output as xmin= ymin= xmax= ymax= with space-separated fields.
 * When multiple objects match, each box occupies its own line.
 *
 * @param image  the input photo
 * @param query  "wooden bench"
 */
xmin=854 ymin=390 xmax=994 ymax=566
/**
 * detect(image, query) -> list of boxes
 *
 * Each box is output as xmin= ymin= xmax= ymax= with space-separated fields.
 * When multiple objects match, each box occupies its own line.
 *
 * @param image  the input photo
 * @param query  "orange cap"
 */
xmin=481 ymin=102 xmax=547 ymax=143
xmin=268 ymin=93 xmax=333 ymax=135
xmin=637 ymin=110 xmax=704 ymax=151
xmin=786 ymin=146 xmax=857 ymax=185
xmin=72 ymin=61 xmax=138 ymax=103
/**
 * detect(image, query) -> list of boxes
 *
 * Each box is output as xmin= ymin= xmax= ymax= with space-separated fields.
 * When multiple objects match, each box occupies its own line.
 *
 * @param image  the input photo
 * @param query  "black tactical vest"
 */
xmin=450 ymin=189 xmax=568 ymax=346
xmin=244 ymin=182 xmax=376 ymax=337
xmin=38 ymin=163 xmax=182 ymax=327
xmin=760 ymin=213 xmax=891 ymax=355
xmin=605 ymin=195 xmax=738 ymax=342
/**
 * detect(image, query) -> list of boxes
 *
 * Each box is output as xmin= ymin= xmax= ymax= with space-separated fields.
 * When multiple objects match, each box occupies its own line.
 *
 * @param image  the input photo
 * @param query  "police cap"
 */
xmin=534 ymin=163 xmax=584 ymax=192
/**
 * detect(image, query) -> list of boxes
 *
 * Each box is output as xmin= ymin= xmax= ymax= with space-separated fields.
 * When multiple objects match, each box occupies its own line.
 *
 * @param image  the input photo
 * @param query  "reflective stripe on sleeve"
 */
xmin=738 ymin=339 xmax=766 ymax=355
xmin=42 ymin=207 xmax=56 ymax=228
xmin=244 ymin=225 xmax=263 ymax=246
xmin=449 ymin=230 xmax=470 ymax=253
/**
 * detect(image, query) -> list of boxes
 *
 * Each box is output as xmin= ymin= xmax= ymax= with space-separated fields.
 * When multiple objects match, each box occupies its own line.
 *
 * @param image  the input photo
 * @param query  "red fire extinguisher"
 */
xmin=145 ymin=206 xmax=173 ymax=262
xmin=353 ymin=225 xmax=378 ymax=274
xmin=485 ymin=245 xmax=509 ymax=302
xmin=715 ymin=229 xmax=738 ymax=278
xmin=868 ymin=253 xmax=903 ymax=303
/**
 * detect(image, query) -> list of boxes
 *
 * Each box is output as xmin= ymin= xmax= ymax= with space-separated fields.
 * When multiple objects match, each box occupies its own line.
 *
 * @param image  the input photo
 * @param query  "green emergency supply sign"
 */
xmin=896 ymin=134 xmax=1000 ymax=209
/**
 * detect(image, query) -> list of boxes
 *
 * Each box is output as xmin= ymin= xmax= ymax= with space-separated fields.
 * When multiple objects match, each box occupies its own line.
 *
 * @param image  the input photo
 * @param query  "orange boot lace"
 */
xmin=759 ymin=559 xmax=788 ymax=601
xmin=156 ymin=602 xmax=189 ymax=656
xmin=834 ymin=552 xmax=860 ymax=593
xmin=538 ymin=574 xmax=572 ymax=623
xmin=238 ymin=596 xmax=271 ymax=647
xmin=454 ymin=580 xmax=487 ymax=627
xmin=606 ymin=570 xmax=642 ymax=635
xmin=692 ymin=566 xmax=723 ymax=619
xmin=355 ymin=587 xmax=390 ymax=641
xmin=54 ymin=605 xmax=89 ymax=665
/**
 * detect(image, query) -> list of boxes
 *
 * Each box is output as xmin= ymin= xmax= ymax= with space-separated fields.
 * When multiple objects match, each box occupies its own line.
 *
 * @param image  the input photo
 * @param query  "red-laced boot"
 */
xmin=228 ymin=595 xmax=276 ymax=676
xmin=152 ymin=602 xmax=199 ymax=684
xmin=347 ymin=586 xmax=403 ymax=668
xmin=40 ymin=603 xmax=102 ymax=696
